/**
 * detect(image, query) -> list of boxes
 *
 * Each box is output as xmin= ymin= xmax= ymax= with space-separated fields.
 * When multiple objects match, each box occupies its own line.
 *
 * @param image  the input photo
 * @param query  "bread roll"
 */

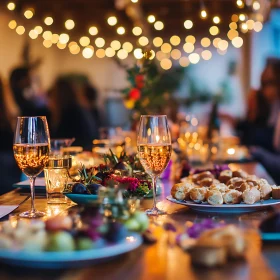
xmin=223 ymin=190 xmax=242 ymax=204
xmin=207 ymin=190 xmax=223 ymax=205
xmin=257 ymin=179 xmax=272 ymax=200
xmin=171 ymin=182 xmax=194 ymax=200
xmin=190 ymin=187 xmax=208 ymax=203
xmin=227 ymin=177 xmax=244 ymax=187
xmin=218 ymin=170 xmax=232 ymax=184
xmin=209 ymin=183 xmax=228 ymax=193
xmin=272 ymin=185 xmax=280 ymax=199
xmin=199 ymin=178 xmax=214 ymax=187
xmin=192 ymin=171 xmax=214 ymax=184
xmin=242 ymin=187 xmax=261 ymax=204
xmin=235 ymin=182 xmax=251 ymax=193
xmin=232 ymin=169 xmax=248 ymax=179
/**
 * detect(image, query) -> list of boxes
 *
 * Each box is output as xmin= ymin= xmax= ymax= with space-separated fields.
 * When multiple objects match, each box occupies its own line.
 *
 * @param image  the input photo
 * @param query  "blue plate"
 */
xmin=0 ymin=233 xmax=142 ymax=268
xmin=64 ymin=193 xmax=98 ymax=205
xmin=261 ymin=232 xmax=280 ymax=241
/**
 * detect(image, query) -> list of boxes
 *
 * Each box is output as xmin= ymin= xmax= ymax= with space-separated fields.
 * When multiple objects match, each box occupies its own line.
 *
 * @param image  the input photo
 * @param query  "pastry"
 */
xmin=171 ymin=182 xmax=194 ymax=200
xmin=223 ymin=190 xmax=242 ymax=204
xmin=235 ymin=182 xmax=251 ymax=192
xmin=218 ymin=170 xmax=232 ymax=184
xmin=190 ymin=187 xmax=208 ymax=203
xmin=227 ymin=177 xmax=244 ymax=187
xmin=246 ymin=179 xmax=258 ymax=187
xmin=242 ymin=186 xmax=261 ymax=204
xmin=192 ymin=171 xmax=214 ymax=184
xmin=209 ymin=183 xmax=228 ymax=193
xmin=207 ymin=190 xmax=223 ymax=205
xmin=199 ymin=177 xmax=214 ymax=187
xmin=232 ymin=169 xmax=248 ymax=179
xmin=257 ymin=179 xmax=272 ymax=200
xmin=271 ymin=185 xmax=280 ymax=199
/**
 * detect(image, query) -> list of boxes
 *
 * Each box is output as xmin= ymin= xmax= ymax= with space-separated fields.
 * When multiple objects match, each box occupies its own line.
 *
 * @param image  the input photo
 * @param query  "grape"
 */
xmin=76 ymin=237 xmax=93 ymax=250
xmin=124 ymin=218 xmax=141 ymax=232
xmin=87 ymin=183 xmax=101 ymax=195
xmin=104 ymin=222 xmax=128 ymax=243
xmin=46 ymin=232 xmax=75 ymax=252
xmin=72 ymin=183 xmax=89 ymax=194
xmin=133 ymin=211 xmax=149 ymax=232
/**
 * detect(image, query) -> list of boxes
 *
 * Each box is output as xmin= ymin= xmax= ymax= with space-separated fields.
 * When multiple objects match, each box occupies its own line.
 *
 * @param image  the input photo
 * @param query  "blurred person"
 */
xmin=48 ymin=77 xmax=99 ymax=150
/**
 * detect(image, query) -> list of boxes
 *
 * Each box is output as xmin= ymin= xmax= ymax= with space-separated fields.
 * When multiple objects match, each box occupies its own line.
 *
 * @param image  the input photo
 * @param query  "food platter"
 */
xmin=166 ymin=196 xmax=280 ymax=213
xmin=0 ymin=232 xmax=142 ymax=269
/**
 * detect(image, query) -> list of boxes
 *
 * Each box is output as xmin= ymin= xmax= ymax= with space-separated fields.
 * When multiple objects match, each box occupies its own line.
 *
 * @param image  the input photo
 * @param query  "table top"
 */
xmin=0 ymin=162 xmax=279 ymax=280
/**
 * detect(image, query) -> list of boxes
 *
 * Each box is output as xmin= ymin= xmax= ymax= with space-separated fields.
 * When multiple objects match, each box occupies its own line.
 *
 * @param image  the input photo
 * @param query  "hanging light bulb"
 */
xmin=200 ymin=9 xmax=207 ymax=19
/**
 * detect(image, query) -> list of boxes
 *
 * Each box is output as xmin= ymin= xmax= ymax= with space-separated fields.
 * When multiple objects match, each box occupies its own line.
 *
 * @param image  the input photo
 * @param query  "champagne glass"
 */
xmin=137 ymin=115 xmax=172 ymax=215
xmin=13 ymin=116 xmax=50 ymax=218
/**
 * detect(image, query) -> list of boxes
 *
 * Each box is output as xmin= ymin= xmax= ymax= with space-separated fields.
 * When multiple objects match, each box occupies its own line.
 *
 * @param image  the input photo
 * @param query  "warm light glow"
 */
xmin=201 ymin=37 xmax=211 ymax=47
xmin=132 ymin=26 xmax=142 ymax=36
xmin=107 ymin=16 xmax=117 ymax=26
xmin=111 ymin=40 xmax=121 ymax=50
xmin=154 ymin=21 xmax=164 ymax=30
xmin=184 ymin=20 xmax=193 ymax=29
xmin=44 ymin=17 xmax=53 ymax=26
xmin=138 ymin=36 xmax=149 ymax=46
xmin=117 ymin=49 xmax=128 ymax=59
xmin=7 ymin=2 xmax=16 ymax=11
xmin=239 ymin=14 xmax=246 ymax=21
xmin=213 ymin=37 xmax=221 ymax=48
xmin=82 ymin=46 xmax=94 ymax=59
xmin=254 ymin=21 xmax=263 ymax=32
xmin=29 ymin=30 xmax=38 ymax=39
xmin=236 ymin=0 xmax=244 ymax=8
xmin=227 ymin=29 xmax=239 ymax=40
xmin=147 ymin=15 xmax=156 ymax=23
xmin=189 ymin=53 xmax=200 ymax=64
xmin=123 ymin=42 xmax=133 ymax=52
xmin=209 ymin=26 xmax=219 ymax=36
xmin=179 ymin=57 xmax=190 ymax=67
xmin=134 ymin=48 xmax=143 ymax=59
xmin=170 ymin=35 xmax=181 ymax=46
xmin=161 ymin=43 xmax=172 ymax=53
xmin=185 ymin=35 xmax=196 ymax=44
xmin=156 ymin=51 xmax=165 ymax=61
xmin=183 ymin=43 xmax=194 ymax=53
xmin=16 ymin=26 xmax=25 ymax=35
xmin=65 ymin=19 xmax=75 ymax=30
xmin=160 ymin=58 xmax=172 ymax=70
xmin=232 ymin=36 xmax=243 ymax=48
xmin=105 ymin=47 xmax=116 ymax=57
xmin=153 ymin=37 xmax=163 ymax=47
xmin=96 ymin=48 xmax=105 ymax=58
xmin=51 ymin=34 xmax=59 ymax=43
xmin=57 ymin=42 xmax=67 ymax=49
xmin=89 ymin=26 xmax=98 ymax=36
xmin=43 ymin=40 xmax=52 ymax=48
xmin=200 ymin=9 xmax=207 ymax=19
xmin=131 ymin=0 xmax=138 ymax=3
xmin=256 ymin=14 xmax=264 ymax=22
xmin=171 ymin=49 xmax=181 ymax=60
xmin=253 ymin=1 xmax=260 ymax=11
xmin=79 ymin=36 xmax=90 ymax=46
xmin=149 ymin=50 xmax=155 ymax=60
xmin=34 ymin=26 xmax=43 ymax=34
xmin=247 ymin=20 xmax=255 ymax=30
xmin=8 ymin=20 xmax=17 ymax=29
xmin=201 ymin=50 xmax=212 ymax=60
xmin=227 ymin=148 xmax=236 ymax=155
xmin=43 ymin=31 xmax=52 ymax=40
xmin=229 ymin=22 xmax=238 ymax=29
xmin=59 ymin=33 xmax=70 ymax=44
xmin=213 ymin=16 xmax=220 ymax=24
xmin=231 ymin=14 xmax=239 ymax=22
xmin=217 ymin=49 xmax=227 ymax=56
xmin=95 ymin=37 xmax=105 ymax=48
xmin=241 ymin=23 xmax=248 ymax=31
xmin=218 ymin=40 xmax=228 ymax=51
xmin=24 ymin=10 xmax=34 ymax=19
xmin=117 ymin=26 xmax=125 ymax=35
xmin=69 ymin=43 xmax=80 ymax=54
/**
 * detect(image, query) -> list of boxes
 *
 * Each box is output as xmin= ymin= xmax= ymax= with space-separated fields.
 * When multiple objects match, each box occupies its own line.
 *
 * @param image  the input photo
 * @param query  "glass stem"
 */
xmin=29 ymin=177 xmax=36 ymax=214
xmin=151 ymin=176 xmax=158 ymax=210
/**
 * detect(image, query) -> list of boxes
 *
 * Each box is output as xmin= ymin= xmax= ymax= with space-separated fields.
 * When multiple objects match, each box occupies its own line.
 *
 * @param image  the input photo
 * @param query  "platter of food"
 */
xmin=168 ymin=167 xmax=280 ymax=213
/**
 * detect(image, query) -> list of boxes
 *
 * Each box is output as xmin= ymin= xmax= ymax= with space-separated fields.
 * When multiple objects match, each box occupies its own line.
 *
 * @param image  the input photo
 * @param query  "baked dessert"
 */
xmin=227 ymin=177 xmax=244 ymax=187
xmin=209 ymin=183 xmax=228 ymax=193
xmin=190 ymin=187 xmax=208 ymax=203
xmin=199 ymin=177 xmax=214 ymax=187
xmin=192 ymin=171 xmax=214 ymax=184
xmin=207 ymin=190 xmax=223 ymax=205
xmin=171 ymin=182 xmax=194 ymax=200
xmin=223 ymin=189 xmax=242 ymax=204
xmin=235 ymin=182 xmax=251 ymax=193
xmin=218 ymin=170 xmax=233 ymax=184
xmin=232 ymin=169 xmax=248 ymax=179
xmin=242 ymin=186 xmax=261 ymax=204
xmin=271 ymin=185 xmax=280 ymax=199
xmin=257 ymin=179 xmax=272 ymax=200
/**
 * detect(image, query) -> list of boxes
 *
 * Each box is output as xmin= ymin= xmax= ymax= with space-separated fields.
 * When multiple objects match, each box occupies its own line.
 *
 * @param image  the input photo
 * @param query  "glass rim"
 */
xmin=17 ymin=116 xmax=47 ymax=119
xmin=140 ymin=114 xmax=167 ymax=117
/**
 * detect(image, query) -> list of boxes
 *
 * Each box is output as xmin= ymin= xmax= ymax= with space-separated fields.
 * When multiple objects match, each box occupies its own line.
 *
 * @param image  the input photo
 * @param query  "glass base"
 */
xmin=145 ymin=207 xmax=166 ymax=216
xmin=47 ymin=193 xmax=67 ymax=204
xmin=19 ymin=210 xmax=45 ymax=218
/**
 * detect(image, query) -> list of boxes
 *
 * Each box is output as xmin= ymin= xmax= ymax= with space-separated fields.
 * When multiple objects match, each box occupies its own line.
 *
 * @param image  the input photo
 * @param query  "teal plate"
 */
xmin=261 ymin=233 xmax=280 ymax=241
xmin=64 ymin=193 xmax=98 ymax=205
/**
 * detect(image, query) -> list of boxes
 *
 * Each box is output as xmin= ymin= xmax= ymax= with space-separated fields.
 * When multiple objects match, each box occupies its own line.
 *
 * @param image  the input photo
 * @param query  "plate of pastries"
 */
xmin=167 ymin=168 xmax=280 ymax=213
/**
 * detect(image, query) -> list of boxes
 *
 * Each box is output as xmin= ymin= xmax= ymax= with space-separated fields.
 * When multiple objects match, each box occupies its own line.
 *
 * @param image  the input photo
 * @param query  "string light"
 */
xmin=138 ymin=36 xmax=149 ymax=46
xmin=65 ymin=19 xmax=75 ymax=30
xmin=161 ymin=43 xmax=172 ymax=53
xmin=95 ymin=37 xmax=105 ymax=48
xmin=147 ymin=15 xmax=156 ymax=23
xmin=213 ymin=16 xmax=220 ymax=24
xmin=218 ymin=40 xmax=228 ymax=51
xmin=117 ymin=49 xmax=128 ymax=60
xmin=185 ymin=35 xmax=196 ymax=44
xmin=7 ymin=2 xmax=16 ymax=11
xmin=34 ymin=26 xmax=43 ymax=34
xmin=232 ymin=36 xmax=243 ymax=48
xmin=153 ymin=37 xmax=163 ymax=47
xmin=227 ymin=29 xmax=239 ymax=40
xmin=189 ymin=53 xmax=200 ymax=64
xmin=171 ymin=49 xmax=181 ymax=60
xmin=239 ymin=14 xmax=246 ymax=21
xmin=8 ymin=20 xmax=17 ymax=29
xmin=201 ymin=37 xmax=211 ymax=47
xmin=123 ymin=42 xmax=133 ymax=52
xmin=51 ymin=34 xmax=59 ymax=43
xmin=43 ymin=31 xmax=52 ymax=40
xmin=57 ymin=42 xmax=67 ymax=49
xmin=131 ymin=0 xmax=138 ymax=3
xmin=132 ymin=26 xmax=142 ymax=36
xmin=29 ymin=30 xmax=38 ymax=39
xmin=209 ymin=26 xmax=219 ymax=36
xmin=160 ymin=58 xmax=172 ymax=70
xmin=229 ymin=22 xmax=238 ymax=29
xmin=107 ymin=16 xmax=117 ymax=26
xmin=184 ymin=20 xmax=193 ymax=29
xmin=241 ymin=23 xmax=248 ymax=31
xmin=253 ymin=1 xmax=260 ymax=11
xmin=179 ymin=57 xmax=190 ymax=67
xmin=183 ymin=43 xmax=194 ymax=53
xmin=117 ymin=26 xmax=125 ymax=35
xmin=69 ymin=44 xmax=80 ymax=54
xmin=154 ymin=21 xmax=164 ymax=30
xmin=43 ymin=40 xmax=52 ymax=48
xmin=170 ymin=35 xmax=181 ymax=46
xmin=236 ymin=0 xmax=244 ymax=8
xmin=201 ymin=50 xmax=212 ymax=60
xmin=133 ymin=48 xmax=143 ymax=59
xmin=254 ymin=21 xmax=263 ymax=32
xmin=111 ymin=40 xmax=121 ymax=50
xmin=231 ymin=14 xmax=239 ymax=22
xmin=89 ymin=26 xmax=98 ymax=36
xmin=44 ymin=17 xmax=53 ymax=26
xmin=96 ymin=49 xmax=105 ymax=58
xmin=79 ymin=36 xmax=90 ymax=46
xmin=82 ymin=46 xmax=94 ymax=59
xmin=59 ymin=33 xmax=70 ymax=44
xmin=200 ymin=9 xmax=207 ymax=19
xmin=105 ymin=47 xmax=116 ymax=57
xmin=24 ymin=10 xmax=34 ymax=19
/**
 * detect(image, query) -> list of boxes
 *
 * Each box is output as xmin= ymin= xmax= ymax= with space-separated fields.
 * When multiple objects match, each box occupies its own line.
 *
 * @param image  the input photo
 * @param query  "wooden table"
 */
xmin=0 ymin=162 xmax=279 ymax=280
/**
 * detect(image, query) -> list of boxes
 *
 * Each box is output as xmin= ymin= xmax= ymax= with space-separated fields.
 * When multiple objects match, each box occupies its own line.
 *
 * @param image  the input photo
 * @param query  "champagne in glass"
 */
xmin=13 ymin=116 xmax=50 ymax=218
xmin=137 ymin=115 xmax=172 ymax=215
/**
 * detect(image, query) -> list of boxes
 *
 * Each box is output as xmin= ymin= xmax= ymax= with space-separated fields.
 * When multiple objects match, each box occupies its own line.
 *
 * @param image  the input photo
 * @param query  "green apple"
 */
xmin=124 ymin=218 xmax=141 ymax=232
xmin=76 ymin=237 xmax=93 ymax=250
xmin=133 ymin=211 xmax=149 ymax=232
xmin=47 ymin=231 xmax=75 ymax=252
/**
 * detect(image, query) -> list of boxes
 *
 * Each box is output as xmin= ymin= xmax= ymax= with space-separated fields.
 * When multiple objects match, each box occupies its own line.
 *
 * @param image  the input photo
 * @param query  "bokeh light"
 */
xmin=123 ymin=42 xmax=133 ymax=52
xmin=107 ymin=16 xmax=117 ymax=26
xmin=134 ymin=48 xmax=143 ymax=59
xmin=111 ymin=40 xmax=121 ymax=50
xmin=82 ymin=46 xmax=94 ymax=59
xmin=209 ymin=26 xmax=219 ymax=36
xmin=232 ymin=36 xmax=243 ymax=48
xmin=171 ymin=49 xmax=181 ymax=60
xmin=153 ymin=37 xmax=163 ymax=47
xmin=89 ymin=26 xmax=98 ymax=36
xmin=96 ymin=49 xmax=105 ymax=58
xmin=117 ymin=26 xmax=125 ymax=35
xmin=139 ymin=36 xmax=149 ymax=46
xmin=161 ymin=43 xmax=172 ymax=53
xmin=185 ymin=35 xmax=196 ymax=44
xmin=170 ymin=35 xmax=181 ymax=46
xmin=44 ymin=17 xmax=53 ymax=26
xmin=8 ymin=20 xmax=17 ymax=29
xmin=184 ymin=20 xmax=193 ymax=29
xmin=189 ymin=53 xmax=200 ymax=64
xmin=179 ymin=57 xmax=190 ymax=67
xmin=65 ymin=19 xmax=75 ymax=30
xmin=183 ymin=43 xmax=194 ymax=53
xmin=154 ymin=21 xmax=164 ymax=30
xmin=201 ymin=50 xmax=212 ymax=60
xmin=132 ymin=26 xmax=142 ymax=36
xmin=95 ymin=37 xmax=105 ymax=48
xmin=201 ymin=37 xmax=211 ymax=47
xmin=117 ymin=49 xmax=128 ymax=60
xmin=160 ymin=58 xmax=172 ymax=70
xmin=105 ymin=47 xmax=116 ymax=57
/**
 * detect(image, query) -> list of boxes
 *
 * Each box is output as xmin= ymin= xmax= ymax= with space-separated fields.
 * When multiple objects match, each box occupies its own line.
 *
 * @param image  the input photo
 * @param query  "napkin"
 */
xmin=0 ymin=205 xmax=18 ymax=219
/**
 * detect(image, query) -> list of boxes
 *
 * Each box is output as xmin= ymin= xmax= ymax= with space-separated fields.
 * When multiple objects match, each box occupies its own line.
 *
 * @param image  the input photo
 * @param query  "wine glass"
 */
xmin=13 ymin=116 xmax=50 ymax=218
xmin=137 ymin=115 xmax=172 ymax=215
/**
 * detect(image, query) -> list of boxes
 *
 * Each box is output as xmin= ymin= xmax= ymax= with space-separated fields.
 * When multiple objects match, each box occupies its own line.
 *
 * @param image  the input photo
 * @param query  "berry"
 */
xmin=72 ymin=183 xmax=89 ymax=194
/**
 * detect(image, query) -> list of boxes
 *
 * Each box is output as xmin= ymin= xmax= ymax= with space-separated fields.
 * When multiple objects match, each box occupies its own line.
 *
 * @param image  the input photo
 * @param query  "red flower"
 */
xmin=135 ymin=75 xmax=145 ymax=89
xmin=129 ymin=88 xmax=141 ymax=101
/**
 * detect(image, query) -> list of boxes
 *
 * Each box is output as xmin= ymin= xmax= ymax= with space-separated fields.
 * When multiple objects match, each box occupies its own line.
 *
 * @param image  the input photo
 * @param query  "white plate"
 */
xmin=0 ymin=233 xmax=142 ymax=269
xmin=166 ymin=196 xmax=280 ymax=213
